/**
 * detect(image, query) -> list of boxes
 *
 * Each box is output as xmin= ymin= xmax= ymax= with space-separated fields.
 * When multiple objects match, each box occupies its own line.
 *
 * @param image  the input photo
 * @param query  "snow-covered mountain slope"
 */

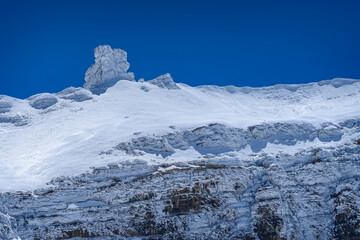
xmin=0 ymin=46 xmax=360 ymax=192
xmin=1 ymin=45 xmax=360 ymax=239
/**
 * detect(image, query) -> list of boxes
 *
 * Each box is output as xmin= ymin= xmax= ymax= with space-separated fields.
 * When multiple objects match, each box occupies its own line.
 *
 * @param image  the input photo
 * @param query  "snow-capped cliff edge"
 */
xmin=1 ymin=46 xmax=360 ymax=239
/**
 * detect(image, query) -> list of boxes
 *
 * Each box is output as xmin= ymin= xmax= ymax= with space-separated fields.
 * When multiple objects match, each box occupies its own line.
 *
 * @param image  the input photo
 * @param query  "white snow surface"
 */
xmin=1 ymin=77 xmax=360 ymax=192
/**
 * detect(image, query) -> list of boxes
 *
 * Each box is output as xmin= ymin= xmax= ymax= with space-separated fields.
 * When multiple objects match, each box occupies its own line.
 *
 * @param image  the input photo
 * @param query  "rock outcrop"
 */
xmin=84 ymin=45 xmax=135 ymax=94
xmin=28 ymin=93 xmax=58 ymax=110
xmin=0 ymin=101 xmax=12 ymax=114
xmin=0 ymin=115 xmax=28 ymax=126
xmin=114 ymin=122 xmax=345 ymax=156
xmin=56 ymin=87 xmax=93 ymax=102
xmin=148 ymin=73 xmax=180 ymax=90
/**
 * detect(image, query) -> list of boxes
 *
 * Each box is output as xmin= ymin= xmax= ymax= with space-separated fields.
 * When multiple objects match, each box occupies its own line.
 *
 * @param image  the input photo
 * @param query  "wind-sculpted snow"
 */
xmin=199 ymin=77 xmax=360 ymax=95
xmin=318 ymin=78 xmax=360 ymax=88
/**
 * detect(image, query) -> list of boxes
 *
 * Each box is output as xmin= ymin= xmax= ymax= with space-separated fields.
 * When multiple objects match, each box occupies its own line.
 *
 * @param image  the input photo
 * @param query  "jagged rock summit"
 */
xmin=84 ymin=45 xmax=180 ymax=94
xmin=84 ymin=45 xmax=135 ymax=94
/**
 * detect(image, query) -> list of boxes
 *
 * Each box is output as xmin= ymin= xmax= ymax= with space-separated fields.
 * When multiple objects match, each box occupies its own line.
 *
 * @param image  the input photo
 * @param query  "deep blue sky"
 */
xmin=1 ymin=0 xmax=360 ymax=99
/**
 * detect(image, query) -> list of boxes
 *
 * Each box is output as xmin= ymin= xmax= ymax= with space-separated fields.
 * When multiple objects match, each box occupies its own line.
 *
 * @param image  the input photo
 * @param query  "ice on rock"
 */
xmin=148 ymin=73 xmax=180 ymax=90
xmin=28 ymin=93 xmax=58 ymax=109
xmin=84 ymin=45 xmax=135 ymax=94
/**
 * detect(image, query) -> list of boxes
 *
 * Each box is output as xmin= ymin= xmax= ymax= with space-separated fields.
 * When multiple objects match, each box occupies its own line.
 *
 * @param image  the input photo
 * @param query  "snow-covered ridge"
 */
xmin=197 ymin=77 xmax=359 ymax=93
xmin=0 ymin=45 xmax=360 ymax=193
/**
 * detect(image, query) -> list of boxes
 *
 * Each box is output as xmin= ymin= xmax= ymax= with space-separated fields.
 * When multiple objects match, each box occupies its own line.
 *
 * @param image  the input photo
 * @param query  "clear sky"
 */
xmin=1 ymin=0 xmax=360 ymax=99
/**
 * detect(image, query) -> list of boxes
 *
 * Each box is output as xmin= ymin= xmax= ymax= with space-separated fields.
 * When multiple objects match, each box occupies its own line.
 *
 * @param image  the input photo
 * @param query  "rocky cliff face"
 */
xmin=1 ymin=121 xmax=360 ymax=239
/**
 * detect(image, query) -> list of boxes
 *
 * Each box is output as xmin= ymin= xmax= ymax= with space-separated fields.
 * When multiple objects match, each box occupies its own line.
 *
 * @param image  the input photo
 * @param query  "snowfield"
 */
xmin=0 ymin=77 xmax=359 ymax=192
